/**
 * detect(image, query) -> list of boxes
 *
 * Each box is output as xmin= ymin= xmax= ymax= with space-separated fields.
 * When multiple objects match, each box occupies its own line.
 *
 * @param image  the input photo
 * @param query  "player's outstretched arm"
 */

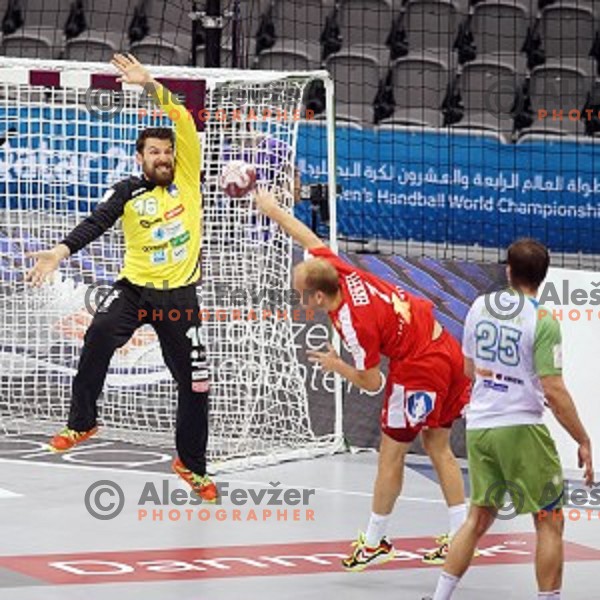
xmin=25 ymin=244 xmax=70 ymax=287
xmin=541 ymin=375 xmax=594 ymax=486
xmin=254 ymin=186 xmax=325 ymax=250
xmin=26 ymin=184 xmax=127 ymax=287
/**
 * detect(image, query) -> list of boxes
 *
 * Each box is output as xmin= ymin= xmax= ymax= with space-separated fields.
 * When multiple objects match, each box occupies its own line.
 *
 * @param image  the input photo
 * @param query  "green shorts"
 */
xmin=467 ymin=424 xmax=564 ymax=515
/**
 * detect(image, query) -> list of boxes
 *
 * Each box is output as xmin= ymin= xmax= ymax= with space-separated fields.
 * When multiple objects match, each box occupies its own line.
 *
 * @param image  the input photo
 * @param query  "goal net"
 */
xmin=0 ymin=57 xmax=342 ymax=471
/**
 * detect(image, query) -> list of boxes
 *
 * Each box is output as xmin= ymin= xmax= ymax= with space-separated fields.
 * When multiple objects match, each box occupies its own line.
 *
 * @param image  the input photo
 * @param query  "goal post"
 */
xmin=0 ymin=56 xmax=343 ymax=472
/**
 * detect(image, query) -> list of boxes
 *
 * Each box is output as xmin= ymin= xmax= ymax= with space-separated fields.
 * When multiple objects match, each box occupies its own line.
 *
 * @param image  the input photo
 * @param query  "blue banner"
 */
xmin=297 ymin=125 xmax=600 ymax=254
xmin=2 ymin=107 xmax=600 ymax=254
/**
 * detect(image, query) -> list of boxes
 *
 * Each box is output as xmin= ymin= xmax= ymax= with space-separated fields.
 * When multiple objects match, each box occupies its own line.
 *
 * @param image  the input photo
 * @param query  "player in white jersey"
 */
xmin=426 ymin=238 xmax=594 ymax=600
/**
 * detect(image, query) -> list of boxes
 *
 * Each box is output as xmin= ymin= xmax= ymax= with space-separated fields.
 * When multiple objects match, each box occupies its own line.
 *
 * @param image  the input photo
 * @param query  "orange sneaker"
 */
xmin=172 ymin=457 xmax=218 ymax=503
xmin=48 ymin=426 xmax=98 ymax=452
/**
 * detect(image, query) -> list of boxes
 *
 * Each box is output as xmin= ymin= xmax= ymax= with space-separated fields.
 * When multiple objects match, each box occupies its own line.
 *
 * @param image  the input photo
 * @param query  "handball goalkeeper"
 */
xmin=26 ymin=54 xmax=216 ymax=503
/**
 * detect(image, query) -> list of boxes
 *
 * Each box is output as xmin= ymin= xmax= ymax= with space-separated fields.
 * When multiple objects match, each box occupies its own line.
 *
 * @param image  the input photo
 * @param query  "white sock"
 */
xmin=538 ymin=592 xmax=560 ymax=599
xmin=538 ymin=590 xmax=560 ymax=600
xmin=365 ymin=512 xmax=390 ymax=547
xmin=432 ymin=571 xmax=460 ymax=600
xmin=448 ymin=503 xmax=467 ymax=539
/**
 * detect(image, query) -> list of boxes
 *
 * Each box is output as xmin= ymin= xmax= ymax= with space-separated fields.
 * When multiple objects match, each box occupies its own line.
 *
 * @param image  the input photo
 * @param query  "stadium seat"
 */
xmin=130 ymin=36 xmax=190 ymax=65
xmin=255 ymin=39 xmax=321 ymax=65
xmin=403 ymin=0 xmax=468 ymax=17
xmin=521 ymin=64 xmax=590 ymax=137
xmin=347 ymin=42 xmax=391 ymax=65
xmin=470 ymin=1 xmax=530 ymax=74
xmin=540 ymin=3 xmax=595 ymax=73
xmin=451 ymin=60 xmax=518 ymax=138
xmin=271 ymin=0 xmax=335 ymax=42
xmin=64 ymin=0 xmax=137 ymax=62
xmin=254 ymin=45 xmax=319 ymax=71
xmin=129 ymin=0 xmax=192 ymax=65
xmin=339 ymin=0 xmax=395 ymax=48
xmin=383 ymin=55 xmax=449 ymax=127
xmin=326 ymin=50 xmax=382 ymax=122
xmin=403 ymin=0 xmax=459 ymax=59
xmin=0 ymin=0 xmax=69 ymax=58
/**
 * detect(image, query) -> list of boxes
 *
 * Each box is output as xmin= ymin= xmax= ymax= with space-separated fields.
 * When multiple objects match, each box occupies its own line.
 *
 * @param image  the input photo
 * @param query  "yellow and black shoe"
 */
xmin=422 ymin=533 xmax=480 ymax=565
xmin=422 ymin=534 xmax=450 ymax=565
xmin=342 ymin=532 xmax=395 ymax=572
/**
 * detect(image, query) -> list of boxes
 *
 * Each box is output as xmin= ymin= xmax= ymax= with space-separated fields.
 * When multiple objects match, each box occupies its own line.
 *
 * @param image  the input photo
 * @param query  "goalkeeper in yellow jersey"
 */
xmin=25 ymin=54 xmax=217 ymax=503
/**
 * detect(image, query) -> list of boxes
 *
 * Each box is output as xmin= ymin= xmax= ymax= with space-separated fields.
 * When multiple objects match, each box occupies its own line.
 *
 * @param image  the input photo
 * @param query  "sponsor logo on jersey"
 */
xmin=172 ymin=245 xmax=188 ymax=262
xmin=168 ymin=183 xmax=179 ymax=198
xmin=165 ymin=204 xmax=184 ymax=220
xmin=151 ymin=249 xmax=168 ymax=264
xmin=142 ymin=242 xmax=169 ymax=252
xmin=483 ymin=380 xmax=509 ymax=392
xmin=192 ymin=369 xmax=209 ymax=381
xmin=139 ymin=217 xmax=163 ymax=228
xmin=151 ymin=226 xmax=167 ymax=241
xmin=164 ymin=220 xmax=184 ymax=239
xmin=478 ymin=369 xmax=525 ymax=386
xmin=476 ymin=367 xmax=495 ymax=378
xmin=170 ymin=231 xmax=191 ymax=247
xmin=405 ymin=391 xmax=436 ymax=426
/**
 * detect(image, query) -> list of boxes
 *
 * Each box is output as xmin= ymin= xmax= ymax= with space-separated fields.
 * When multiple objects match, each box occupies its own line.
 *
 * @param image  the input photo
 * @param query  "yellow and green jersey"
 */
xmin=62 ymin=84 xmax=202 ymax=289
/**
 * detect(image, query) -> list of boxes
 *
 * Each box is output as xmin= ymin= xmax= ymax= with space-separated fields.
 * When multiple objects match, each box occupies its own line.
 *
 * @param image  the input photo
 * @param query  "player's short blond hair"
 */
xmin=295 ymin=258 xmax=340 ymax=296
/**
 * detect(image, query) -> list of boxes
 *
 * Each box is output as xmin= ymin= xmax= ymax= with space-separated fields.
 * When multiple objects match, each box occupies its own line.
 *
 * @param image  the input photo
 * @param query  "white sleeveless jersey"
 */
xmin=462 ymin=290 xmax=562 ymax=430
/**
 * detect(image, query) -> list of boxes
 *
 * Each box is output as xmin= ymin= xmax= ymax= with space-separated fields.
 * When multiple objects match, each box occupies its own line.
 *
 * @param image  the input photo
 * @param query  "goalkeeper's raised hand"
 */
xmin=25 ymin=244 xmax=70 ymax=287
xmin=111 ymin=53 xmax=153 ymax=88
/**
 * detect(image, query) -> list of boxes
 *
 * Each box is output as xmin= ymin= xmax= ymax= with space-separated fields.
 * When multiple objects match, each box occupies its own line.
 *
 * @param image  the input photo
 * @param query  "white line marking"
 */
xmin=0 ymin=458 xmax=446 ymax=504
xmin=0 ymin=486 xmax=22 ymax=499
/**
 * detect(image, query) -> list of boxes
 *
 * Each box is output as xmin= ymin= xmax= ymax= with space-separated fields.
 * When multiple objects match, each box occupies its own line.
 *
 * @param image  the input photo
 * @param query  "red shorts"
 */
xmin=380 ymin=330 xmax=470 ymax=443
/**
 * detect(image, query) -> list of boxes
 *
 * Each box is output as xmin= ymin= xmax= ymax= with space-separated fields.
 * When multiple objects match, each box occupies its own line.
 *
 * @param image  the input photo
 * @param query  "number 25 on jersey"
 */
xmin=475 ymin=321 xmax=522 ymax=367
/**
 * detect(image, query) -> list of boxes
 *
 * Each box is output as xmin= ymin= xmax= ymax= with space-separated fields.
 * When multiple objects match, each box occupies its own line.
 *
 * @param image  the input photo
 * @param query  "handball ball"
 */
xmin=219 ymin=161 xmax=257 ymax=198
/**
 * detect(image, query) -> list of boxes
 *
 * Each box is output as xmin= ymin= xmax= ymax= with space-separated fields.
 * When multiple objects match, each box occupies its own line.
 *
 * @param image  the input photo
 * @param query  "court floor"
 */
xmin=0 ymin=436 xmax=598 ymax=599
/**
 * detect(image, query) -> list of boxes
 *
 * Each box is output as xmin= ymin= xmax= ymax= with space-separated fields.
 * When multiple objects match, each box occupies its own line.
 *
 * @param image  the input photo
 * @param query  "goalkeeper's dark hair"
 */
xmin=507 ymin=238 xmax=550 ymax=289
xmin=136 ymin=127 xmax=175 ymax=154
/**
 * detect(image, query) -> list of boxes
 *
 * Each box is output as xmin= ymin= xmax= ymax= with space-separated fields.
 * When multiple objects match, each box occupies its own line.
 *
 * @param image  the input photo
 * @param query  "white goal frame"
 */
xmin=0 ymin=57 xmax=343 ymax=472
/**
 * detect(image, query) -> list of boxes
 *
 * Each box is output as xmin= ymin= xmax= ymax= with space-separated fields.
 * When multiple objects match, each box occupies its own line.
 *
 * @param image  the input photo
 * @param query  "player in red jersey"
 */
xmin=254 ymin=187 xmax=471 ymax=569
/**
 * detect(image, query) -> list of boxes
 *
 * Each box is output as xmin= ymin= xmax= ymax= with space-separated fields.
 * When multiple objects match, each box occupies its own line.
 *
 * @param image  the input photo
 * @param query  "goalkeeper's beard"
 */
xmin=144 ymin=161 xmax=175 ymax=187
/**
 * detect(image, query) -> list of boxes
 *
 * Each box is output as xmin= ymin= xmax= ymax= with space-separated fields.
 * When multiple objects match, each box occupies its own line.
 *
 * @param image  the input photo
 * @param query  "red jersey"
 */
xmin=309 ymin=247 xmax=436 ymax=370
